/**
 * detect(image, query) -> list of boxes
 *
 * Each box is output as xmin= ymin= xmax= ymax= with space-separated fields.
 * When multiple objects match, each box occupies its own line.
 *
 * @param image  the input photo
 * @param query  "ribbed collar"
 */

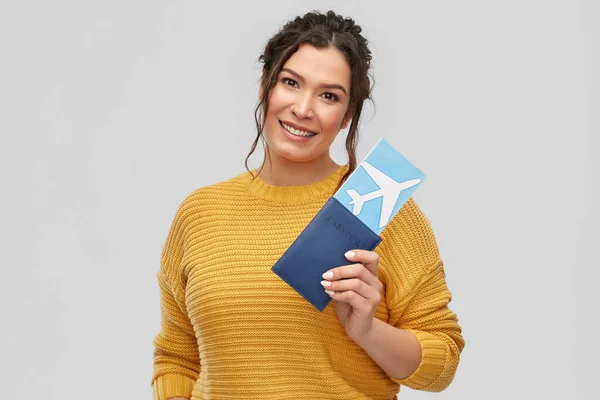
xmin=244 ymin=165 xmax=349 ymax=204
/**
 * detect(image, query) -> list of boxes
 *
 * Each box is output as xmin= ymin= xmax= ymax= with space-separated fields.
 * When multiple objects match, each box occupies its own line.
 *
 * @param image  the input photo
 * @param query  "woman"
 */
xmin=152 ymin=10 xmax=464 ymax=400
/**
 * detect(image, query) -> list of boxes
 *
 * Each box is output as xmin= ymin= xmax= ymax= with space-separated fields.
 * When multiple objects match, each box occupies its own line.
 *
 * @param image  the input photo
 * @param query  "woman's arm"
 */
xmin=372 ymin=199 xmax=464 ymax=391
xmin=351 ymin=318 xmax=422 ymax=380
xmin=152 ymin=200 xmax=201 ymax=400
xmin=152 ymin=268 xmax=200 ymax=399
xmin=356 ymin=259 xmax=464 ymax=391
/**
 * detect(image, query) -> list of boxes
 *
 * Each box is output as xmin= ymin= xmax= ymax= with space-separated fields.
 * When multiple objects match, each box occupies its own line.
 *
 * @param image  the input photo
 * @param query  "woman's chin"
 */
xmin=275 ymin=151 xmax=312 ymax=163
xmin=267 ymin=144 xmax=317 ymax=164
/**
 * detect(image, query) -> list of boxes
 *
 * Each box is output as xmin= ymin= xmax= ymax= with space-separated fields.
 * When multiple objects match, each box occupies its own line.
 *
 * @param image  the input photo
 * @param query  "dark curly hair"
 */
xmin=245 ymin=10 xmax=374 ymax=188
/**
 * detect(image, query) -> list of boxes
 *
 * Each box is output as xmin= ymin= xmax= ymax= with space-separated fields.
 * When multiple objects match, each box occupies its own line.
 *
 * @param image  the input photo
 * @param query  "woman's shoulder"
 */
xmin=171 ymin=170 xmax=252 ymax=217
xmin=382 ymin=197 xmax=437 ymax=244
xmin=377 ymin=197 xmax=442 ymax=283
xmin=187 ymin=170 xmax=250 ymax=200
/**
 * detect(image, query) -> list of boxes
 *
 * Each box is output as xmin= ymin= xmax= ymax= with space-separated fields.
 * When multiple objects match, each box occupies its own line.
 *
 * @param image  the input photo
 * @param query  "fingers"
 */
xmin=320 ymin=250 xmax=383 ymax=311
xmin=344 ymin=249 xmax=380 ymax=276
xmin=322 ymin=262 xmax=379 ymax=287
xmin=323 ymin=283 xmax=382 ymax=312
xmin=321 ymin=277 xmax=382 ymax=300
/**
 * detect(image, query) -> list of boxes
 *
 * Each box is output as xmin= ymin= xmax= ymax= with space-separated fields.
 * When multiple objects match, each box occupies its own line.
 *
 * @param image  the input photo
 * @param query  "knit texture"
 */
xmin=151 ymin=165 xmax=464 ymax=400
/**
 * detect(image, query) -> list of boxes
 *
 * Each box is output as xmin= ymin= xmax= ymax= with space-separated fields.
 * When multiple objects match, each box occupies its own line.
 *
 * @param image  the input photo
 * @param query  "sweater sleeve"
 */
xmin=380 ymin=199 xmax=465 ymax=392
xmin=151 ymin=199 xmax=201 ymax=400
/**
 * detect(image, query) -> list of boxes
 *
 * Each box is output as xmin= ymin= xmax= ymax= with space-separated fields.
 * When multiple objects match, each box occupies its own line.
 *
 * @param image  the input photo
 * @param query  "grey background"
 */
xmin=1 ymin=0 xmax=597 ymax=399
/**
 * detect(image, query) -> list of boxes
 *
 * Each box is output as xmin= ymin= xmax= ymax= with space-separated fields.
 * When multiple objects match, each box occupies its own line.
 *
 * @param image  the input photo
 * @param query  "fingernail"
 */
xmin=320 ymin=280 xmax=331 ymax=287
xmin=345 ymin=251 xmax=355 ymax=259
xmin=325 ymin=290 xmax=335 ymax=296
xmin=322 ymin=271 xmax=333 ymax=279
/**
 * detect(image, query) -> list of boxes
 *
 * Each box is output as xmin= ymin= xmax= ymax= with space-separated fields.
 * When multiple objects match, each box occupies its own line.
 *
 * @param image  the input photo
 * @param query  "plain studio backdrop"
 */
xmin=1 ymin=0 xmax=597 ymax=399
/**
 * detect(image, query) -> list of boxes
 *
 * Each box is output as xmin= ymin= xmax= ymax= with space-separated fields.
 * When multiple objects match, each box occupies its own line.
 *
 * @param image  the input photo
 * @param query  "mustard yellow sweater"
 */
xmin=151 ymin=165 xmax=464 ymax=400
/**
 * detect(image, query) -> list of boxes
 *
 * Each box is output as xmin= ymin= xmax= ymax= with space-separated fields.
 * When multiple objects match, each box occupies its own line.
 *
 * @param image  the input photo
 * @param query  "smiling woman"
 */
xmin=151 ymin=10 xmax=464 ymax=400
xmin=247 ymin=11 xmax=373 ymax=187
xmin=261 ymin=45 xmax=351 ymax=167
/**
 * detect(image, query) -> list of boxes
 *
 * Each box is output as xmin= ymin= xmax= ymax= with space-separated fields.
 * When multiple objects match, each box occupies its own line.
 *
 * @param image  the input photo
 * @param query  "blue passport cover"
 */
xmin=272 ymin=197 xmax=382 ymax=311
xmin=271 ymin=138 xmax=425 ymax=311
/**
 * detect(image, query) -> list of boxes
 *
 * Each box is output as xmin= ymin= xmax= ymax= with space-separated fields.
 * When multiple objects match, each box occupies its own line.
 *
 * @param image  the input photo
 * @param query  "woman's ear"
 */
xmin=259 ymin=70 xmax=267 ymax=99
xmin=341 ymin=110 xmax=353 ymax=130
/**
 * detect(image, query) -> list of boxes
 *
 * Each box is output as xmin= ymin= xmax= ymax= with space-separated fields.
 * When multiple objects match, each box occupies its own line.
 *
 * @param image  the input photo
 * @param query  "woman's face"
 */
xmin=262 ymin=43 xmax=352 ymax=164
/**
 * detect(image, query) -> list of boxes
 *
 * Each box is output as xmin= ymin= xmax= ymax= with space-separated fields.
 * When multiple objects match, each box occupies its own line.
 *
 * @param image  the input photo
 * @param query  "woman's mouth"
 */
xmin=279 ymin=121 xmax=317 ymax=137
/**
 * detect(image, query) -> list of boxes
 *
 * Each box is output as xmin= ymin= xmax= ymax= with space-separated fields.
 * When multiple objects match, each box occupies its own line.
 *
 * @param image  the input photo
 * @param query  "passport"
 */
xmin=271 ymin=138 xmax=426 ymax=311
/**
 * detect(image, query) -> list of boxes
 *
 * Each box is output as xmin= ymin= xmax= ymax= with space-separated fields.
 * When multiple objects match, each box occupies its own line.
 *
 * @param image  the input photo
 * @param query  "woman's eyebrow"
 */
xmin=281 ymin=67 xmax=347 ymax=95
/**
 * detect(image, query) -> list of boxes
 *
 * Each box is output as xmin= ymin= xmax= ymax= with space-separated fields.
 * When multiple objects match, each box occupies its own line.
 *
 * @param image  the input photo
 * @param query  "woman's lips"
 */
xmin=278 ymin=120 xmax=316 ymax=142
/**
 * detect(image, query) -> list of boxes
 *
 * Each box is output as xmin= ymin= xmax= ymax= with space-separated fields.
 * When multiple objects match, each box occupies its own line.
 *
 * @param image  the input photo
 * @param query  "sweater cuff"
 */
xmin=153 ymin=373 xmax=196 ymax=400
xmin=390 ymin=330 xmax=448 ymax=389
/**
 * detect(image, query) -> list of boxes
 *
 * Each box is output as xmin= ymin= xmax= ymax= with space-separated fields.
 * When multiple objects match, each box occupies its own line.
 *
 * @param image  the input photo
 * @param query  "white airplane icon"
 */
xmin=346 ymin=162 xmax=421 ymax=229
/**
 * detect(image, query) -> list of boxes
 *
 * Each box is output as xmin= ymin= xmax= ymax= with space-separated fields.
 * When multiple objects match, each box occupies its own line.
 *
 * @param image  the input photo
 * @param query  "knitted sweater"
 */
xmin=151 ymin=165 xmax=464 ymax=400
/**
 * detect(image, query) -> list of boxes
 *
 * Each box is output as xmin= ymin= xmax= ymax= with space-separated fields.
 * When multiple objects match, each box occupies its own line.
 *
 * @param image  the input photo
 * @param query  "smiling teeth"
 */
xmin=281 ymin=122 xmax=316 ymax=137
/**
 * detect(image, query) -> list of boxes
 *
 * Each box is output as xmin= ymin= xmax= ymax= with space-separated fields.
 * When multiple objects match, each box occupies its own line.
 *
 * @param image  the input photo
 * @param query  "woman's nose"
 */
xmin=291 ymin=94 xmax=314 ymax=119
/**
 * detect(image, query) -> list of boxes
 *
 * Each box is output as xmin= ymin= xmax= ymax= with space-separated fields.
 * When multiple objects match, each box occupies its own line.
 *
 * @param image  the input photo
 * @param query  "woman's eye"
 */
xmin=282 ymin=78 xmax=298 ymax=88
xmin=322 ymin=92 xmax=339 ymax=102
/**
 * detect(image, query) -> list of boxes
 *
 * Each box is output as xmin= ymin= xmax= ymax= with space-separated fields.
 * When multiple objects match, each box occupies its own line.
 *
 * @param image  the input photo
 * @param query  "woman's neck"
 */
xmin=257 ymin=150 xmax=341 ymax=187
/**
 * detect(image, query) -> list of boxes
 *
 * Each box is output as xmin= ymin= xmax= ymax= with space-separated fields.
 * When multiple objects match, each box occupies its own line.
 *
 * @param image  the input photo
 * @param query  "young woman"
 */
xmin=152 ymin=10 xmax=464 ymax=400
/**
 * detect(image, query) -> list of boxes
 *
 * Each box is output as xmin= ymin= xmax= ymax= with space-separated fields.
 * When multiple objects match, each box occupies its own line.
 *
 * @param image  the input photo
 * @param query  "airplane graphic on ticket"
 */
xmin=333 ymin=138 xmax=425 ymax=234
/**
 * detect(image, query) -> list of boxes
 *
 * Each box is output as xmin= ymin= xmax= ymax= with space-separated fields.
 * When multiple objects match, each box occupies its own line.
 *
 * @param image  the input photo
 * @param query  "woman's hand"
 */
xmin=321 ymin=250 xmax=383 ymax=341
